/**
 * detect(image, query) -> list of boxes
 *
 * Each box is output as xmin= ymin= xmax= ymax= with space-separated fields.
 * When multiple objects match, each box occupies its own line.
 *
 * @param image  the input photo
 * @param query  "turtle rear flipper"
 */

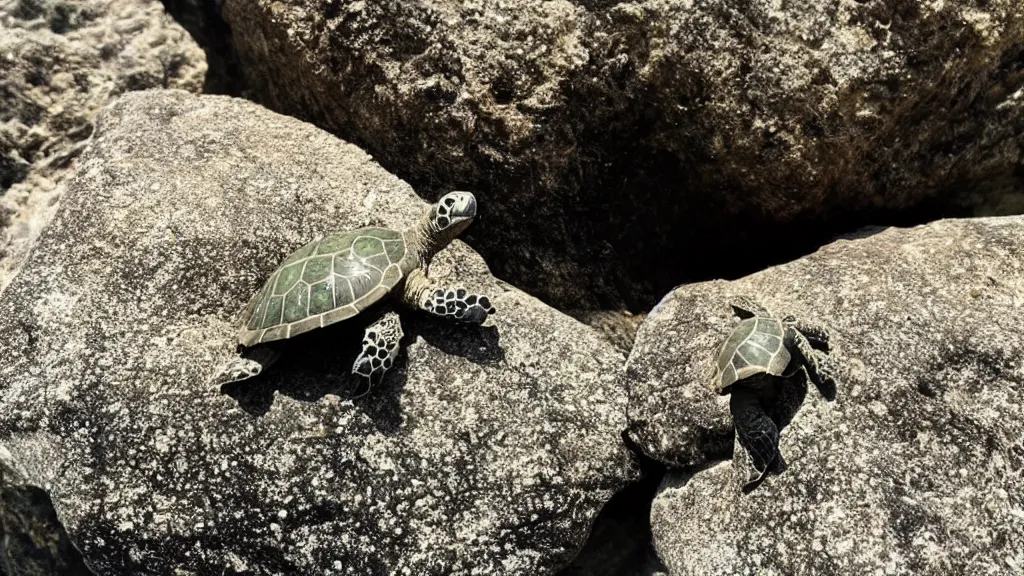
xmin=730 ymin=390 xmax=783 ymax=492
xmin=740 ymin=451 xmax=788 ymax=493
xmin=741 ymin=463 xmax=772 ymax=494
xmin=212 ymin=345 xmax=281 ymax=386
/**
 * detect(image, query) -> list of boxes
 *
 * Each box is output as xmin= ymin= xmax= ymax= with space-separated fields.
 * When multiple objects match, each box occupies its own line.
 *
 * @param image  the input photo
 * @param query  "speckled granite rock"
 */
xmin=0 ymin=0 xmax=207 ymax=291
xmin=0 ymin=90 xmax=636 ymax=575
xmin=627 ymin=217 xmax=1024 ymax=574
xmin=221 ymin=0 xmax=1024 ymax=311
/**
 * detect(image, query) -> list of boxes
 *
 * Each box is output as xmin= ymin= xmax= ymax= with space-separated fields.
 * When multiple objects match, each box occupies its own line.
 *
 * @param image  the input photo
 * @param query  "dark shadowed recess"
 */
xmin=156 ymin=1 xmax=1021 ymax=322
xmin=159 ymin=0 xmax=247 ymax=96
xmin=556 ymin=439 xmax=667 ymax=576
xmin=0 ymin=478 xmax=96 ymax=575
xmin=457 ymin=133 xmax=980 ymax=317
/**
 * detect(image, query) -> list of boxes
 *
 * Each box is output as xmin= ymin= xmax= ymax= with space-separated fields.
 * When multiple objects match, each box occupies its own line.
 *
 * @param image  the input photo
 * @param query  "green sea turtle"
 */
xmin=713 ymin=296 xmax=838 ymax=493
xmin=212 ymin=191 xmax=496 ymax=393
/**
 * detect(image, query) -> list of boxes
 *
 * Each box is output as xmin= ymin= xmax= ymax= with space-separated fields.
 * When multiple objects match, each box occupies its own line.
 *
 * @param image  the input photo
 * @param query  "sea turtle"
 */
xmin=211 ymin=191 xmax=496 ymax=393
xmin=713 ymin=296 xmax=838 ymax=493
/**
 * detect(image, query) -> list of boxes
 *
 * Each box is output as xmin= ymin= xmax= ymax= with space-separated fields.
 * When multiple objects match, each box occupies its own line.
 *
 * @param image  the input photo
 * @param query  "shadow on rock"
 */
xmin=219 ymin=315 xmax=503 ymax=435
xmin=219 ymin=321 xmax=408 ymax=431
xmin=409 ymin=317 xmax=505 ymax=367
xmin=0 ymin=457 xmax=96 ymax=576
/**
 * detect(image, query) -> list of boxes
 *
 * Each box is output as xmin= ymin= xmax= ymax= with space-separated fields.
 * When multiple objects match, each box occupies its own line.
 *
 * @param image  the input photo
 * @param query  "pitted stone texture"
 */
xmin=0 ymin=0 xmax=206 ymax=292
xmin=221 ymin=0 xmax=1024 ymax=311
xmin=627 ymin=217 xmax=1024 ymax=575
xmin=0 ymin=90 xmax=635 ymax=575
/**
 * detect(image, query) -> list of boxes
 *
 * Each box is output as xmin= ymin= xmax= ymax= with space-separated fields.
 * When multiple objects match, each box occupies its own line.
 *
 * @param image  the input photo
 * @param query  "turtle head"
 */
xmin=430 ymin=191 xmax=477 ymax=234
xmin=414 ymin=191 xmax=478 ymax=258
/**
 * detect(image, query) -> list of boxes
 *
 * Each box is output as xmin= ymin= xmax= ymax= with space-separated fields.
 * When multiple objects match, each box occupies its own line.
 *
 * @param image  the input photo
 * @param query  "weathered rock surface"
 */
xmin=221 ymin=0 xmax=1024 ymax=311
xmin=627 ymin=216 xmax=1024 ymax=574
xmin=0 ymin=447 xmax=95 ymax=575
xmin=0 ymin=90 xmax=636 ymax=575
xmin=0 ymin=0 xmax=207 ymax=291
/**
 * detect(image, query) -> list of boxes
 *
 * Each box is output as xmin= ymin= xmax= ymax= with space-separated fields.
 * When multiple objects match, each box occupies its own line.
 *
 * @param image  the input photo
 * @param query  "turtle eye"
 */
xmin=444 ymin=198 xmax=455 ymax=207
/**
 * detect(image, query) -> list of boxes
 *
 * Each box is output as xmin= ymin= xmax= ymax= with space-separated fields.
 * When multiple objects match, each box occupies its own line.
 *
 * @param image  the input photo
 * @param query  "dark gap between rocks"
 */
xmin=455 ymin=170 xmax=980 ymax=357
xmin=555 ymin=436 xmax=668 ymax=576
xmin=159 ymin=0 xmax=247 ymax=96
xmin=155 ymin=0 xmax=1004 ymax=339
xmin=393 ymin=99 xmax=994 ymax=340
xmin=459 ymin=162 xmax=980 ymax=318
xmin=0 ymin=474 xmax=96 ymax=575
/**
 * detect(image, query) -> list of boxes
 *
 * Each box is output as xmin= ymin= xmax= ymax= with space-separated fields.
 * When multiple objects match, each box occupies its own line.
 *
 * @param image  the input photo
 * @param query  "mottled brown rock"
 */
xmin=0 ymin=0 xmax=207 ymax=291
xmin=221 ymin=0 xmax=1024 ymax=311
xmin=627 ymin=216 xmax=1024 ymax=575
xmin=0 ymin=90 xmax=636 ymax=575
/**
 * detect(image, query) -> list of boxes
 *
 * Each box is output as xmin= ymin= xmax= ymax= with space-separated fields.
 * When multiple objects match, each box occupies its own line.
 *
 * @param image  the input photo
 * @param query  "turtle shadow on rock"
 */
xmin=219 ymin=316 xmax=503 ymax=434
xmin=403 ymin=315 xmax=505 ymax=367
xmin=219 ymin=321 xmax=408 ymax=435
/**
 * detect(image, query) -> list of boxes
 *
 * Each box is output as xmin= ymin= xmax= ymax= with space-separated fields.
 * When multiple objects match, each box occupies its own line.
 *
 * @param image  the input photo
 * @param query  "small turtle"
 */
xmin=212 ymin=191 xmax=496 ymax=393
xmin=713 ymin=296 xmax=838 ymax=493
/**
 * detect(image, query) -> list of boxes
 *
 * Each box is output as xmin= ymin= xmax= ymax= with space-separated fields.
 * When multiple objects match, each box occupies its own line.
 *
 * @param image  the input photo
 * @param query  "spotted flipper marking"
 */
xmin=352 ymin=311 xmax=404 ymax=394
xmin=422 ymin=287 xmax=495 ymax=324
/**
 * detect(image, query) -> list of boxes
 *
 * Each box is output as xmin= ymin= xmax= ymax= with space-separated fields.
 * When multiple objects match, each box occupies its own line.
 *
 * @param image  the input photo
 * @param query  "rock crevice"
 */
xmin=219 ymin=0 xmax=1024 ymax=312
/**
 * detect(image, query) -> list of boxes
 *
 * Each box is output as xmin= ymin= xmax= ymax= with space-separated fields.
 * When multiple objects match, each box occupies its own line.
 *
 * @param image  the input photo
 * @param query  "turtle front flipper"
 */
xmin=786 ymin=319 xmax=831 ymax=352
xmin=211 ymin=345 xmax=281 ymax=386
xmin=785 ymin=326 xmax=838 ymax=401
xmin=730 ymin=390 xmax=785 ymax=493
xmin=352 ymin=311 xmax=404 ymax=394
xmin=422 ymin=287 xmax=495 ymax=324
xmin=402 ymin=268 xmax=495 ymax=325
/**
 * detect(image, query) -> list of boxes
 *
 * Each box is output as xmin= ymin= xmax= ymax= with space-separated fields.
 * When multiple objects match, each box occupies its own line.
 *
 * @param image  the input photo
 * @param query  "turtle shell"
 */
xmin=714 ymin=316 xmax=792 ymax=393
xmin=238 ymin=228 xmax=416 ymax=346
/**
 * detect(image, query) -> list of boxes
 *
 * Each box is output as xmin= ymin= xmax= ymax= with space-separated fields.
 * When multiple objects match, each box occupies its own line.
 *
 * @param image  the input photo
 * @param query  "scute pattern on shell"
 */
xmin=715 ymin=317 xmax=791 ymax=392
xmin=239 ymin=227 xmax=408 ymax=346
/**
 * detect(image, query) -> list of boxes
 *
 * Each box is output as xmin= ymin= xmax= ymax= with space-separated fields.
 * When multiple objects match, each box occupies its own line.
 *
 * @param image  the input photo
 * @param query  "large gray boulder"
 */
xmin=0 ymin=0 xmax=207 ymax=291
xmin=627 ymin=216 xmax=1024 ymax=575
xmin=0 ymin=90 xmax=636 ymax=575
xmin=220 ymin=0 xmax=1024 ymax=311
